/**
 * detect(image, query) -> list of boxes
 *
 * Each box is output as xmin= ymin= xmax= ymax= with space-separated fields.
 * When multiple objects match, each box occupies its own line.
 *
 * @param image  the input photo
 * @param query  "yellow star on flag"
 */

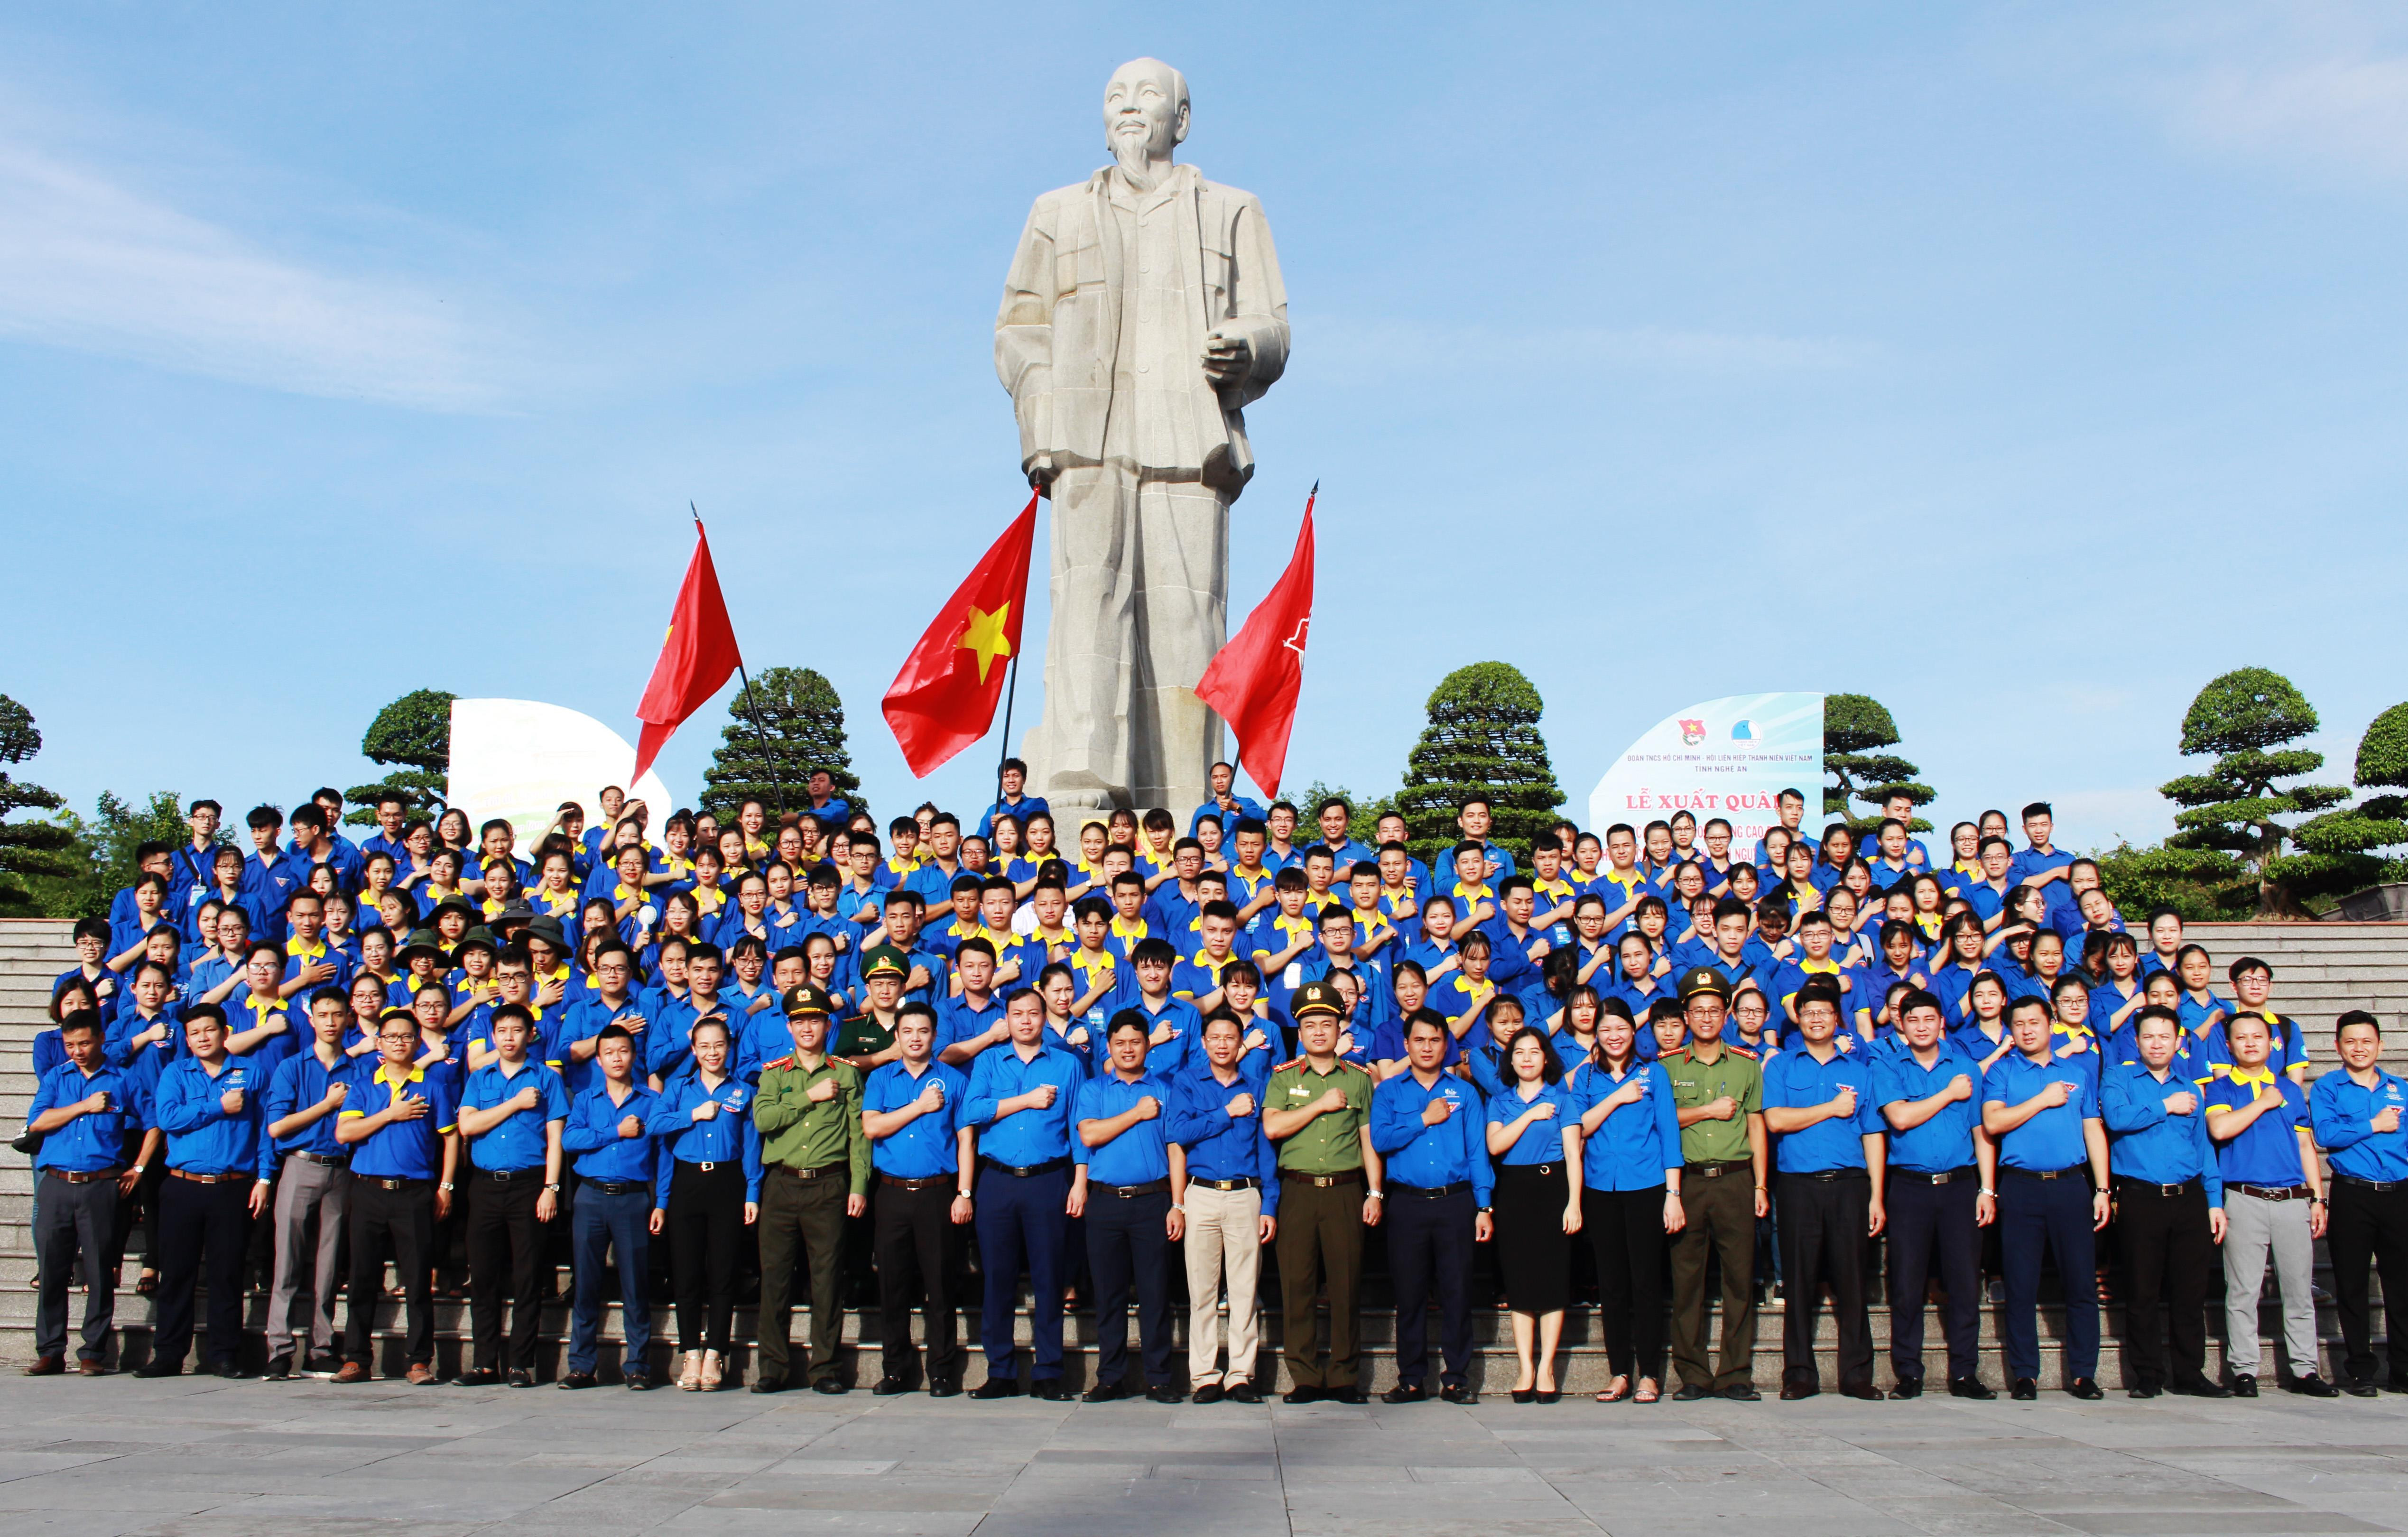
xmin=957 ymin=602 xmax=1012 ymax=685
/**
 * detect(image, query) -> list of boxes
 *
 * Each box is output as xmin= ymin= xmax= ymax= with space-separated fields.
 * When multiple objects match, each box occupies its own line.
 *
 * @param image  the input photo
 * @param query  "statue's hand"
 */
xmin=1202 ymin=331 xmax=1251 ymax=387
xmin=1024 ymin=452 xmax=1058 ymax=490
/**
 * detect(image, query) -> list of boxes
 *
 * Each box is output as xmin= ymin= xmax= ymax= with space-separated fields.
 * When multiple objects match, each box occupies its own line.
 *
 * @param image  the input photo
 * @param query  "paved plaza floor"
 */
xmin=0 ymin=1376 xmax=2402 ymax=1537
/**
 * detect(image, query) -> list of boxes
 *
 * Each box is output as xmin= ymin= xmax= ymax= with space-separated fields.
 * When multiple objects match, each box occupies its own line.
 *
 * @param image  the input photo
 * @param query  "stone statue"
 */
xmin=996 ymin=56 xmax=1290 ymax=816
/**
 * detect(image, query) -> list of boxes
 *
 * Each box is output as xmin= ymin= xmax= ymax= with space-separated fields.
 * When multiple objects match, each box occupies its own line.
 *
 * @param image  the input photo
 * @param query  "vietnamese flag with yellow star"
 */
xmin=882 ymin=489 xmax=1038 ymax=777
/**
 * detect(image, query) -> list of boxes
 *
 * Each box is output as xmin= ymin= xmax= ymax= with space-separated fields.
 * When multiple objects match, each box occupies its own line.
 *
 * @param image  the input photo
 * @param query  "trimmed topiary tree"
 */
xmin=1393 ymin=662 xmax=1564 ymax=861
xmin=2162 ymin=667 xmax=2351 ymax=917
xmin=700 ymin=667 xmax=863 ymax=824
xmin=1823 ymin=693 xmax=1934 ymax=833
xmin=2290 ymin=701 xmax=2408 ymax=891
xmin=345 ymin=688 xmax=454 ymax=823
xmin=0 ymin=694 xmax=82 ymax=916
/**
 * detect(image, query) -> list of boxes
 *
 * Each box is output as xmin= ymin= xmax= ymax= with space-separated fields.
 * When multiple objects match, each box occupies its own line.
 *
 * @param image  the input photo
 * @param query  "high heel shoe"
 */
xmin=1510 ymin=1387 xmax=1536 ymax=1404
xmin=1536 ymin=1386 xmax=1560 ymax=1404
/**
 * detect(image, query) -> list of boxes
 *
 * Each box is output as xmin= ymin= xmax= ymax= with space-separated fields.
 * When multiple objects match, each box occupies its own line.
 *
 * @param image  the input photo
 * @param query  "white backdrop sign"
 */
xmin=1585 ymin=693 xmax=1824 ymax=847
xmin=446 ymin=698 xmax=674 ymax=853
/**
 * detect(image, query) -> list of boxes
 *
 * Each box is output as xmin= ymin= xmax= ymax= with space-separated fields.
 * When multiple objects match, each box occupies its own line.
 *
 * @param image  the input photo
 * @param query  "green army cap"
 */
xmin=396 ymin=928 xmax=448 ymax=964
xmin=1291 ymin=980 xmax=1347 ymax=1019
xmin=782 ymin=983 xmax=837 ymax=1018
xmin=1676 ymin=966 xmax=1732 ymax=1002
xmin=454 ymin=926 xmax=500 ymax=956
xmin=859 ymin=945 xmax=909 ymax=981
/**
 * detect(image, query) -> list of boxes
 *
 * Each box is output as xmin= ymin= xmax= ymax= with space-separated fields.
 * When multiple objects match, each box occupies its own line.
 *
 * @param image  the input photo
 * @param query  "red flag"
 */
xmin=632 ymin=515 xmax=743 ymax=783
xmin=1196 ymin=484 xmax=1316 ymax=798
xmin=882 ymin=490 xmax=1038 ymax=777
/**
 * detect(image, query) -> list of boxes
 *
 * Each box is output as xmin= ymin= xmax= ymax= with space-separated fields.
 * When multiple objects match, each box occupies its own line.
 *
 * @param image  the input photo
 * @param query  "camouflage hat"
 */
xmin=782 ymin=983 xmax=837 ymax=1018
xmin=1291 ymin=979 xmax=1347 ymax=1018
xmin=1676 ymin=966 xmax=1732 ymax=1003
xmin=859 ymin=945 xmax=909 ymax=981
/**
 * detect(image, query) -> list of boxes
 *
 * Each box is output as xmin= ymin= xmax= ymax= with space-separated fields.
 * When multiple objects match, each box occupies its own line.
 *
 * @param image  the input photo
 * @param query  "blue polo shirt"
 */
xmin=2198 ymin=1009 xmax=2308 ymax=1079
xmin=560 ymin=1082 xmax=663 ymax=1190
xmin=339 ymin=1060 xmax=460 ymax=1181
xmin=863 ymin=1060 xmax=969 ymax=1180
xmin=2204 ymin=1069 xmax=2311 ymax=1190
xmin=1484 ymin=1080 xmax=1575 ymax=1167
xmin=1072 ymin=1070 xmax=1177 ymax=1186
xmin=935 ymin=992 xmax=1008 ymax=1056
xmin=26 ymin=1061 xmax=147 ymax=1173
xmin=1369 ymin=1071 xmax=1494 ymax=1204
xmin=1564 ymin=1060 xmax=1681 ymax=1192
xmin=152 ymin=1055 xmax=265 ymax=1176
xmin=1982 ymin=1050 xmax=2099 ymax=1173
xmin=2310 ymin=1068 xmax=2408 ymax=1184
xmin=963 ymin=1040 xmax=1085 ymax=1167
xmin=2008 ymin=846 xmax=2076 ymax=911
xmin=648 ymin=1074 xmax=763 ymax=1201
xmin=1122 ymin=994 xmax=1203 ymax=1076
xmin=264 ymin=1046 xmax=353 ymax=1168
xmin=1166 ymin=1066 xmax=1280 ymax=1213
xmin=1763 ymin=1045 xmax=1883 ymax=1173
xmin=2100 ymin=1062 xmax=2221 ymax=1199
xmin=461 ymin=1059 xmax=570 ymax=1172
xmin=1871 ymin=1042 xmax=1983 ymax=1174
xmin=1189 ymin=796 xmax=1266 ymax=837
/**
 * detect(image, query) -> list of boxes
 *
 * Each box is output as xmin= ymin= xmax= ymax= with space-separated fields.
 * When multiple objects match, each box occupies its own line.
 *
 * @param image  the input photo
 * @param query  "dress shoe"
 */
xmin=2067 ymin=1378 xmax=2103 ymax=1401
xmin=812 ymin=1377 xmax=849 ymax=1395
xmin=2232 ymin=1374 xmax=2259 ymax=1398
xmin=2173 ymin=1377 xmax=2230 ymax=1398
xmin=212 ymin=1361 xmax=247 ymax=1380
xmin=928 ymin=1379 xmax=961 ymax=1398
xmin=132 ymin=1360 xmax=181 ymax=1379
xmin=1779 ymin=1383 xmax=1818 ymax=1401
xmin=406 ymin=1363 xmax=438 ymax=1385
xmin=305 ymin=1352 xmax=343 ymax=1377
xmin=2290 ymin=1373 xmax=2340 ymax=1398
xmin=1033 ymin=1379 xmax=1074 ymax=1401
xmin=1083 ymin=1380 xmax=1125 ymax=1403
xmin=1840 ymin=1383 xmax=1882 ymax=1402
xmin=21 ymin=1357 xmax=63 ymax=1377
xmin=749 ymin=1374 xmax=785 ymax=1395
xmin=1889 ymin=1378 xmax=1923 ymax=1400
xmin=1673 ymin=1382 xmax=1717 ymax=1402
xmin=1328 ymin=1385 xmax=1369 ymax=1405
xmin=2128 ymin=1382 xmax=2162 ymax=1399
xmin=2344 ymin=1378 xmax=2380 ymax=1398
xmin=2010 ymin=1378 xmax=2038 ymax=1401
xmin=1227 ymin=1381 xmax=1262 ymax=1404
xmin=333 ymin=1361 xmax=370 ymax=1384
xmin=1948 ymin=1378 xmax=1996 ymax=1400
xmin=2386 ymin=1377 xmax=2408 ymax=1395
xmin=1721 ymin=1383 xmax=1760 ymax=1402
xmin=1440 ymin=1383 xmax=1477 ymax=1406
xmin=623 ymin=1370 xmax=653 ymax=1391
xmin=1147 ymin=1384 xmax=1184 ymax=1404
xmin=506 ymin=1369 xmax=534 ymax=1389
xmin=970 ymin=1377 xmax=1020 ymax=1400
xmin=78 ymin=1358 xmax=110 ymax=1377
xmin=1192 ymin=1382 xmax=1225 ymax=1405
xmin=557 ymin=1371 xmax=596 ymax=1390
xmin=1283 ymin=1384 xmax=1323 ymax=1404
xmin=454 ymin=1366 xmax=500 ymax=1387
xmin=1382 ymin=1383 xmax=1427 ymax=1405
xmin=872 ymin=1376 xmax=912 ymax=1397
xmin=263 ymin=1355 xmax=294 ymax=1382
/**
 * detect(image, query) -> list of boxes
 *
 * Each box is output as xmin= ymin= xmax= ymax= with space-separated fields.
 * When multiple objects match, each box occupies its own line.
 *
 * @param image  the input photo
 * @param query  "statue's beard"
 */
xmin=1111 ymin=129 xmax=1164 ymax=186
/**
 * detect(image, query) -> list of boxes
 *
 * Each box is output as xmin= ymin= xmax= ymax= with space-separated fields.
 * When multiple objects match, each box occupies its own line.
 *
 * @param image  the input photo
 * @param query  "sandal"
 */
xmin=136 ymin=1271 xmax=158 ymax=1297
xmin=1595 ymin=1376 xmax=1631 ymax=1403
xmin=1634 ymin=1379 xmax=1661 ymax=1404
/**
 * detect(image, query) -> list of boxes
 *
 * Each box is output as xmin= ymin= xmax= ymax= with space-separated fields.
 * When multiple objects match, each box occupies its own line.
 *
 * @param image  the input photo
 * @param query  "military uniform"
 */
xmin=1267 ymin=982 xmax=1377 ymax=1397
xmin=1663 ymin=1037 xmax=1764 ymax=1394
xmin=751 ymin=986 xmax=871 ymax=1390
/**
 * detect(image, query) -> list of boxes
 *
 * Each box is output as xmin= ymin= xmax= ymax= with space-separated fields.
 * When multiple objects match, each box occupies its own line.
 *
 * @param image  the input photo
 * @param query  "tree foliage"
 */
xmin=2091 ymin=841 xmax=2251 ymax=924
xmin=0 ymin=694 xmax=78 ymax=916
xmin=2161 ymin=667 xmax=2352 ymax=916
xmin=2290 ymin=700 xmax=2408 ymax=888
xmin=345 ymin=688 xmax=455 ymax=823
xmin=1822 ymin=693 xmax=1934 ymax=833
xmin=1393 ymin=662 xmax=1564 ymax=860
xmin=701 ymin=667 xmax=862 ymax=823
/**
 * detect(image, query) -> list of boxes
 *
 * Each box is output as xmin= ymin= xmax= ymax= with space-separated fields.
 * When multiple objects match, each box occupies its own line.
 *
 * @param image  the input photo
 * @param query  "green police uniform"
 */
xmin=1267 ymin=980 xmax=1377 ymax=1396
xmin=1664 ymin=1038 xmax=1764 ymax=1395
xmin=751 ymin=984 xmax=870 ymax=1389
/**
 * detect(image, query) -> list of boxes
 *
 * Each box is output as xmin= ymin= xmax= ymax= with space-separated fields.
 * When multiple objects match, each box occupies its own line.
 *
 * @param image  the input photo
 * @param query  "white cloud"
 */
xmin=0 ymin=134 xmax=509 ymax=410
xmin=2166 ymin=49 xmax=2408 ymax=179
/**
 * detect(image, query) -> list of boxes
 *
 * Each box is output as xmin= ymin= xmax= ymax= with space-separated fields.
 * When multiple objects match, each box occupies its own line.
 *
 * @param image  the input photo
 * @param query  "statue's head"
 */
xmin=1103 ymin=57 xmax=1188 ymax=174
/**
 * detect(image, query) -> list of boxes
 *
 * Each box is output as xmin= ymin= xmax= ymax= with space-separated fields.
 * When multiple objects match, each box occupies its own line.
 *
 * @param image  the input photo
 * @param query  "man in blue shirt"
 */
xmin=139 ymin=1003 xmax=270 ymax=1379
xmin=556 ymin=1024 xmax=661 ymax=1390
xmin=861 ymin=1003 xmax=973 ymax=1397
xmin=2204 ymin=1010 xmax=2334 ymax=1397
xmin=1370 ymin=1013 xmax=1494 ymax=1404
xmin=974 ymin=759 xmax=1050 ymax=842
xmin=334 ymin=1007 xmax=462 ymax=1384
xmin=2100 ymin=1004 xmax=2228 ymax=1399
xmin=1981 ymin=995 xmax=2109 ymax=1400
xmin=963 ymin=987 xmax=1086 ymax=1401
xmin=456 ymin=1003 xmax=569 ymax=1386
xmin=1761 ymin=981 xmax=1887 ymax=1400
xmin=21 ymin=1011 xmax=152 ymax=1377
xmin=1169 ymin=1009 xmax=1280 ymax=1403
xmin=1190 ymin=761 xmax=1265 ymax=838
xmin=261 ymin=988 xmax=357 ymax=1379
xmin=1071 ymin=1012 xmax=1183 ymax=1403
xmin=2312 ymin=1009 xmax=2408 ymax=1395
xmin=1872 ymin=987 xmax=1994 ymax=1400
xmin=2007 ymin=801 xmax=2075 ymax=917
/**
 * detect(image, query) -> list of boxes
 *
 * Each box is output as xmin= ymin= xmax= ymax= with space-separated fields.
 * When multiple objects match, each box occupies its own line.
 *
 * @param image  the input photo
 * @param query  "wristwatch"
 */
xmin=957 ymin=1189 xmax=973 ymax=1200
xmin=545 ymin=1182 xmax=562 ymax=1193
xmin=1366 ymin=1189 xmax=1385 ymax=1201
xmin=439 ymin=1181 xmax=455 ymax=1192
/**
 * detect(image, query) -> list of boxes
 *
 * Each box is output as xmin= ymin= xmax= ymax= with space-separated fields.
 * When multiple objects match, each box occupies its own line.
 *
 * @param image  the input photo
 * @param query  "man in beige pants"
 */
xmin=1168 ymin=1009 xmax=1279 ymax=1402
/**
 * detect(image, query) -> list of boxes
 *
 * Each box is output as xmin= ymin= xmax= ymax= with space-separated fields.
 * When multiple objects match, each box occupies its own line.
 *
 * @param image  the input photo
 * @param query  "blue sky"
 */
xmin=6 ymin=2 xmax=2406 ymax=850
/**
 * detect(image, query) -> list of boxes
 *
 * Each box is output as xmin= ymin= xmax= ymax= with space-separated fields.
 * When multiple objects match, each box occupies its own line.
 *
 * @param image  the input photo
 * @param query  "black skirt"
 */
xmin=1492 ymin=1161 xmax=1573 ymax=1315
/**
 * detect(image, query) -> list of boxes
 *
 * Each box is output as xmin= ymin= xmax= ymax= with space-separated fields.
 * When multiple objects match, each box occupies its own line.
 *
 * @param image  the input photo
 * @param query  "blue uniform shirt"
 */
xmin=1369 ymin=1071 xmax=1494 ymax=1204
xmin=2203 ymin=1069 xmax=2311 ymax=1190
xmin=1871 ymin=1041 xmax=1984 ymax=1174
xmin=1762 ymin=1044 xmax=1883 ymax=1173
xmin=2101 ymin=1061 xmax=2222 ymax=1200
xmin=263 ymin=1046 xmax=352 ymax=1169
xmin=648 ymin=1074 xmax=764 ymax=1202
xmin=338 ymin=1060 xmax=460 ymax=1181
xmin=560 ymin=1082 xmax=664 ymax=1191
xmin=461 ymin=1059 xmax=570 ymax=1172
xmin=962 ymin=1040 xmax=1084 ymax=1167
xmin=26 ymin=1061 xmax=147 ymax=1173
xmin=152 ymin=1055 xmax=265 ymax=1175
xmin=1564 ymin=1059 xmax=1681 ymax=1192
xmin=863 ymin=1060 xmax=969 ymax=1180
xmin=1982 ymin=1049 xmax=2099 ymax=1172
xmin=1484 ymin=1080 xmax=1574 ymax=1167
xmin=2198 ymin=1009 xmax=2308 ymax=1079
xmin=2310 ymin=1067 xmax=2408 ymax=1184
xmin=1166 ymin=1065 xmax=1280 ymax=1213
xmin=1072 ymin=1070 xmax=1177 ymax=1186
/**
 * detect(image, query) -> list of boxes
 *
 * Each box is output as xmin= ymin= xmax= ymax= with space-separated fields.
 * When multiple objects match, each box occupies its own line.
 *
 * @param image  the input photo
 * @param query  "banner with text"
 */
xmin=1586 ymin=693 xmax=1824 ymax=847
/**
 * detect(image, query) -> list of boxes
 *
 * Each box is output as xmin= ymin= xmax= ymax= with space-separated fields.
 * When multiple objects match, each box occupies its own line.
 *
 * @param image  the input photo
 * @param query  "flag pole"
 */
xmin=694 ymin=501 xmax=788 ymax=817
xmin=993 ymin=651 xmax=1022 ymax=811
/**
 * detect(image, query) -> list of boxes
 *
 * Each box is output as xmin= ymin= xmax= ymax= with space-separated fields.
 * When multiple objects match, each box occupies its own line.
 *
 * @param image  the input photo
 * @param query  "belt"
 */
xmin=979 ymin=1156 xmax=1070 ymax=1178
xmin=1095 ymin=1178 xmax=1170 ymax=1199
xmin=168 ymin=1169 xmax=254 ymax=1185
xmin=477 ymin=1167 xmax=545 ymax=1182
xmin=1786 ymin=1168 xmax=1868 ymax=1183
xmin=2236 ymin=1184 xmax=2313 ymax=1202
xmin=1501 ymin=1162 xmax=1564 ymax=1178
xmin=2112 ymin=1175 xmax=2198 ymax=1198
xmin=1686 ymin=1159 xmax=1752 ymax=1179
xmin=289 ymin=1151 xmax=349 ymax=1167
xmin=2003 ymin=1165 xmax=2090 ymax=1182
xmin=582 ymin=1180 xmax=649 ymax=1196
xmin=1280 ymin=1169 xmax=1364 ymax=1188
xmin=879 ymin=1174 xmax=953 ymax=1191
xmin=362 ymin=1176 xmax=431 ymax=1192
xmin=45 ymin=1169 xmax=122 ymax=1185
xmin=771 ymin=1162 xmax=846 ymax=1181
xmin=1191 ymin=1177 xmax=1259 ymax=1192
xmin=2335 ymin=1174 xmax=2406 ymax=1193
xmin=1891 ymin=1167 xmax=1978 ymax=1186
xmin=1387 ymin=1181 xmax=1471 ymax=1198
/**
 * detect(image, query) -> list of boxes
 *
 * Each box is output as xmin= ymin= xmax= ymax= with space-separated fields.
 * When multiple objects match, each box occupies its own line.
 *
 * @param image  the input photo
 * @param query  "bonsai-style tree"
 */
xmin=2161 ymin=667 xmax=2351 ymax=917
xmin=1393 ymin=662 xmax=1564 ymax=861
xmin=345 ymin=688 xmax=454 ymax=823
xmin=2290 ymin=701 xmax=2408 ymax=892
xmin=1823 ymin=693 xmax=1934 ymax=833
xmin=0 ymin=694 xmax=82 ymax=916
xmin=701 ymin=667 xmax=863 ymax=824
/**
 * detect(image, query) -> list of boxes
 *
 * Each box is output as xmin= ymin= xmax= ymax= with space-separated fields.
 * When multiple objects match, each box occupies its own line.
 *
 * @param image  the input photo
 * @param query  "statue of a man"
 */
xmin=996 ymin=56 xmax=1289 ymax=815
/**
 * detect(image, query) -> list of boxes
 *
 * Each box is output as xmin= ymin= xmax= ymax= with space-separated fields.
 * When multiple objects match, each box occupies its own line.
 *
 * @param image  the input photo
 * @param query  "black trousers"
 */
xmin=874 ymin=1181 xmax=965 ymax=1385
xmin=1777 ymin=1170 xmax=1873 ymax=1390
xmin=346 ymin=1178 xmax=436 ymax=1366
xmin=153 ymin=1176 xmax=253 ymax=1370
xmin=1387 ymin=1185 xmax=1476 ymax=1388
xmin=1584 ymin=1186 xmax=1667 ymax=1381
xmin=2327 ymin=1179 xmax=2408 ymax=1387
xmin=668 ymin=1161 xmax=748 ymax=1353
xmin=1885 ymin=1173 xmax=1981 ymax=1383
xmin=467 ymin=1174 xmax=547 ymax=1370
xmin=2112 ymin=1178 xmax=2213 ymax=1389
xmin=1086 ymin=1187 xmax=1175 ymax=1388
xmin=34 ymin=1174 xmax=119 ymax=1364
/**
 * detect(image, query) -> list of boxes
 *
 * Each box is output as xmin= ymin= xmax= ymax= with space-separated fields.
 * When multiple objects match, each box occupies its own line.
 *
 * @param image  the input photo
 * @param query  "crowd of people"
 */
xmin=21 ymin=759 xmax=2408 ymax=1407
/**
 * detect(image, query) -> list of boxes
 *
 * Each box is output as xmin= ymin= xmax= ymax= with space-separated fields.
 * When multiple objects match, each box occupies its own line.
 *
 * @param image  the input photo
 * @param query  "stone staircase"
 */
xmin=4 ymin=916 xmax=2405 ymax=1390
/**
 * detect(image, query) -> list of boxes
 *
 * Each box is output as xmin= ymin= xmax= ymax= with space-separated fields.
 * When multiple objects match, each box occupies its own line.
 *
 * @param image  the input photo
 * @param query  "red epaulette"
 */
xmin=761 ymin=1055 xmax=796 ymax=1072
xmin=1724 ymin=1045 xmax=1759 ymax=1060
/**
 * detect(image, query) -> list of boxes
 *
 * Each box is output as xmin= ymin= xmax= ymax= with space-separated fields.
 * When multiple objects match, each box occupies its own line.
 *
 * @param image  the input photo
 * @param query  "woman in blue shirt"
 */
xmin=1484 ymin=1025 xmax=1579 ymax=1403
xmin=1565 ymin=1006 xmax=1683 ymax=1404
xmin=648 ymin=1018 xmax=761 ymax=1391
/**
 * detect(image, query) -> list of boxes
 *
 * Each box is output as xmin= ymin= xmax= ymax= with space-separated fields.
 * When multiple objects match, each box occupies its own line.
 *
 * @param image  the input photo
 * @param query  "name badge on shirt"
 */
xmin=1288 ymin=1083 xmax=1312 ymax=1097
xmin=223 ymin=1068 xmax=248 ymax=1093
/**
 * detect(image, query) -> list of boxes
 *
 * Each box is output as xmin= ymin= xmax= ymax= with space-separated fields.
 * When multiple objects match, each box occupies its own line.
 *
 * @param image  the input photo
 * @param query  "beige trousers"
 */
xmin=1182 ymin=1182 xmax=1263 ymax=1387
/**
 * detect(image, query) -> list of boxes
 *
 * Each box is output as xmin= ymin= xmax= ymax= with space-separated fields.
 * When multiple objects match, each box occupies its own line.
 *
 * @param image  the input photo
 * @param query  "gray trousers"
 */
xmin=267 ymin=1159 xmax=349 ymax=1357
xmin=2222 ymin=1192 xmax=2319 ymax=1378
xmin=34 ymin=1173 xmax=119 ymax=1362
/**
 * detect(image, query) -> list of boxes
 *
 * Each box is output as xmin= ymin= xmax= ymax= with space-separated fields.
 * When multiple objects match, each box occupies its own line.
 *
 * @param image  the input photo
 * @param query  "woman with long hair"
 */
xmin=1566 ymin=1002 xmax=1683 ymax=1404
xmin=1485 ymin=1024 xmax=1582 ymax=1402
